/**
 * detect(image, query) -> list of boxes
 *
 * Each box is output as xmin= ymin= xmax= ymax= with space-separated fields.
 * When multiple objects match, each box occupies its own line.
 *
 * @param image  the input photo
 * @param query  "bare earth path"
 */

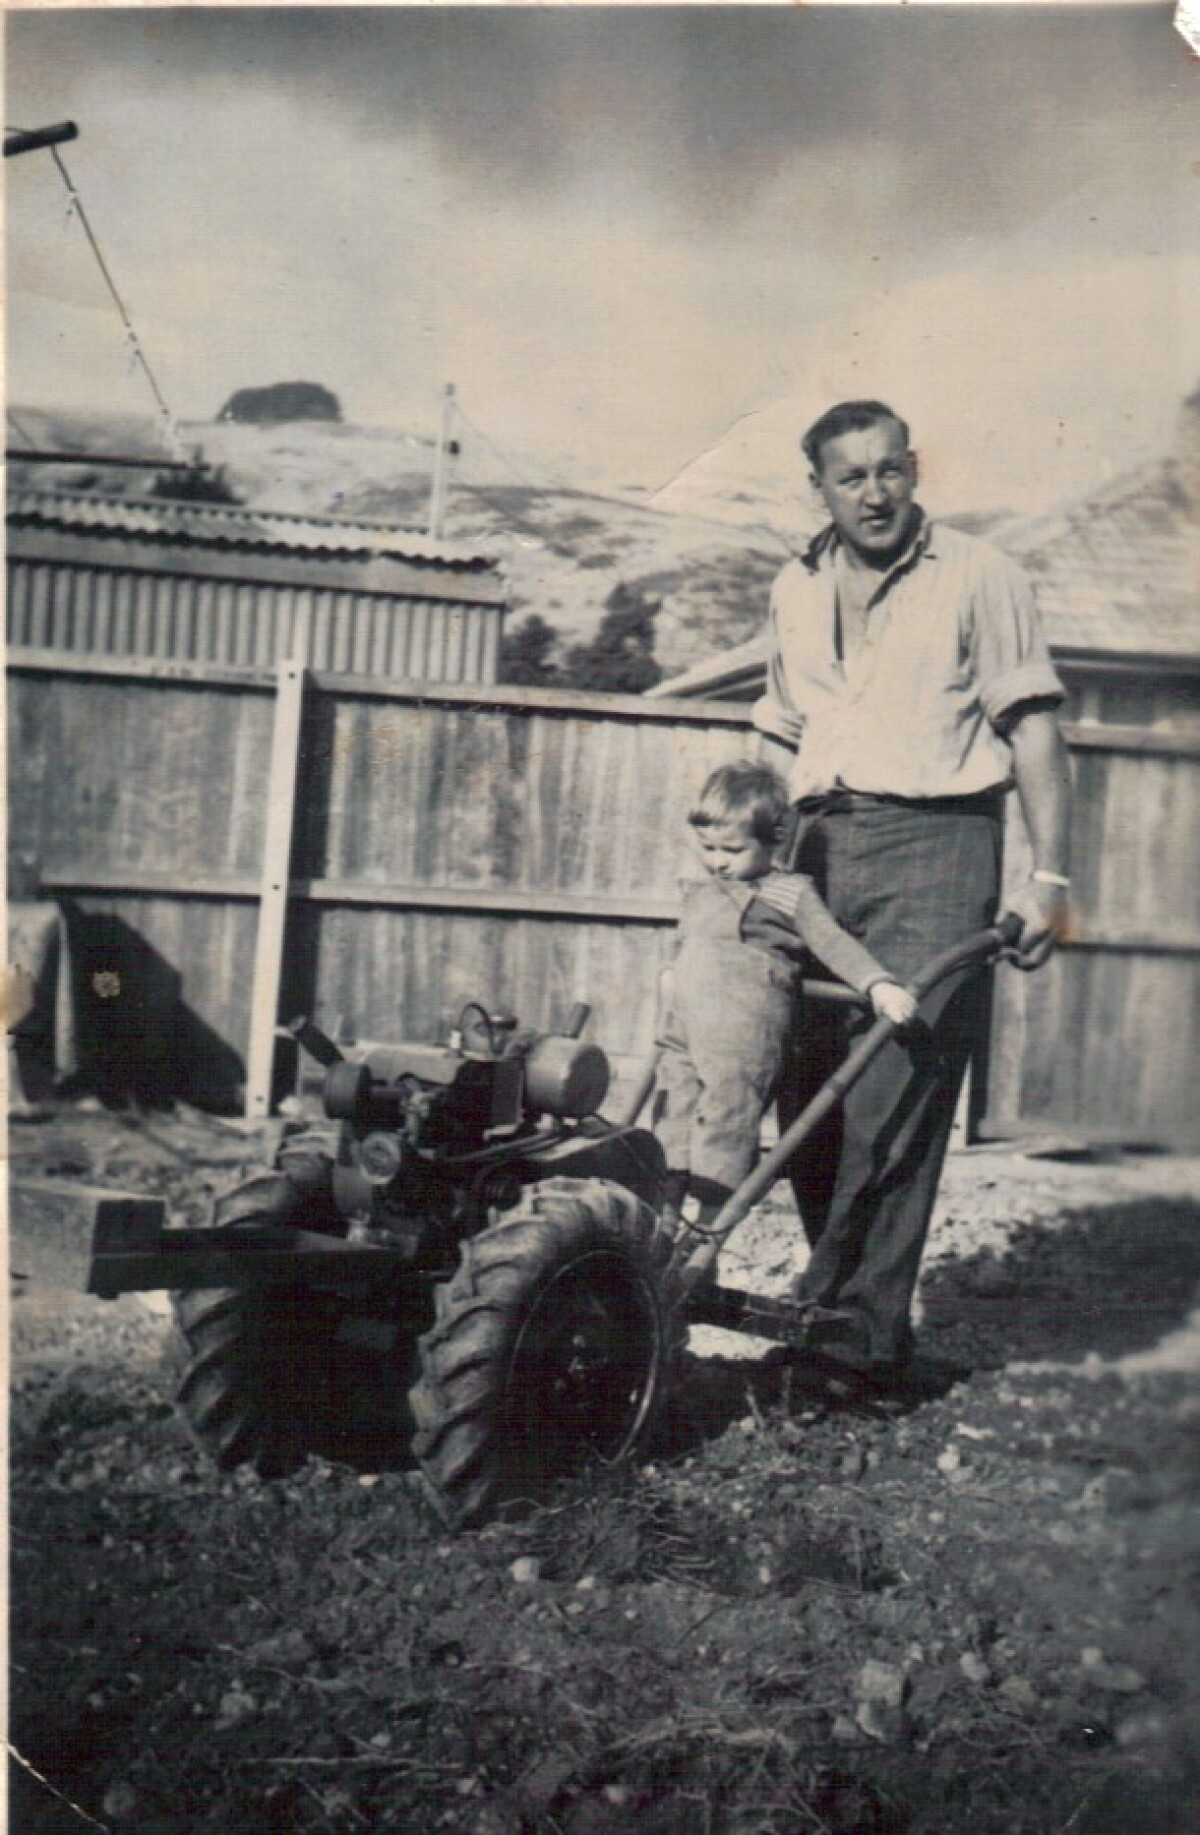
xmin=9 ymin=1107 xmax=1200 ymax=1833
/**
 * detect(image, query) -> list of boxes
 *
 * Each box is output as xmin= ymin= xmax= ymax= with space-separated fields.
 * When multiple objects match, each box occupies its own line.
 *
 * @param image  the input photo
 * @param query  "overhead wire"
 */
xmin=454 ymin=394 xmax=789 ymax=551
xmin=6 ymin=407 xmax=39 ymax=449
xmin=458 ymin=397 xmax=652 ymax=513
xmin=455 ymin=479 xmax=556 ymax=550
xmin=455 ymin=397 xmax=684 ymax=544
xmin=451 ymin=401 xmax=571 ymax=547
xmin=45 ymin=143 xmax=184 ymax=459
xmin=454 ymin=401 xmax=561 ymax=498
xmin=452 ymin=394 xmax=788 ymax=580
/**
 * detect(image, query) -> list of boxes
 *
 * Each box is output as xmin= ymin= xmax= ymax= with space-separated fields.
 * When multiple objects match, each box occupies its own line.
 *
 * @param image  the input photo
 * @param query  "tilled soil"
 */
xmin=9 ymin=1107 xmax=1200 ymax=1833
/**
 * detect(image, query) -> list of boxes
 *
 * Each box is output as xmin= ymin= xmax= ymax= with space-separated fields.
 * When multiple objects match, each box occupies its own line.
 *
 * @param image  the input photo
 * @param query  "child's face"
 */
xmin=693 ymin=819 xmax=773 ymax=882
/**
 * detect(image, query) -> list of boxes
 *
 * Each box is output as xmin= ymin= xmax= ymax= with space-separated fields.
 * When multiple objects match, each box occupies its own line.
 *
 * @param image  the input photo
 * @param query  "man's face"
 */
xmin=811 ymin=418 xmax=917 ymax=564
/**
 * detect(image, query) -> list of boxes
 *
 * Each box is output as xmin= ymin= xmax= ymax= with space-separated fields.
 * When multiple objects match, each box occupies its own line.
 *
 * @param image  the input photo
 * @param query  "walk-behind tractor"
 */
xmin=79 ymin=920 xmax=1022 ymax=1528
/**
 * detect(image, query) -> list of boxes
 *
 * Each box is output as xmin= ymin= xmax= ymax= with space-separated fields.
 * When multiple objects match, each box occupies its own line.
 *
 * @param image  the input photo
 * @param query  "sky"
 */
xmin=6 ymin=4 xmax=1199 ymax=515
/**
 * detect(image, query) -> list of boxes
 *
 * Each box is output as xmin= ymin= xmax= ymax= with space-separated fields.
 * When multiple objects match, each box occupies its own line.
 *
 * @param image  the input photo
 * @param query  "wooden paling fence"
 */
xmin=8 ymin=647 xmax=1200 ymax=1144
xmin=7 ymin=651 xmax=760 ymax=1116
xmin=983 ymin=719 xmax=1200 ymax=1146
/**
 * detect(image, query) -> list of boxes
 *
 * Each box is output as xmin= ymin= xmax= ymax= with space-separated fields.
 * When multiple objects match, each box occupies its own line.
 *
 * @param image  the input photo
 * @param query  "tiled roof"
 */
xmin=992 ymin=458 xmax=1197 ymax=658
xmin=5 ymin=488 xmax=495 ymax=570
xmin=653 ymin=458 xmax=1199 ymax=698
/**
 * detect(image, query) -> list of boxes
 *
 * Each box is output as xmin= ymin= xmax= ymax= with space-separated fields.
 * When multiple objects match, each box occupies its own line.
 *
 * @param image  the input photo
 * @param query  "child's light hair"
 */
xmin=688 ymin=761 xmax=788 ymax=847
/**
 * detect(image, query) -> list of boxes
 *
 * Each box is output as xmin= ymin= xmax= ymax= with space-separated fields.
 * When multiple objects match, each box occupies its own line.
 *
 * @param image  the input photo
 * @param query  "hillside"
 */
xmin=6 ymin=408 xmax=789 ymax=682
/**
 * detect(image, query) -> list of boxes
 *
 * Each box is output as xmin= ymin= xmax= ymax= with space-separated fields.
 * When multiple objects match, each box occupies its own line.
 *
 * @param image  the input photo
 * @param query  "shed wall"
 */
xmin=6 ymin=549 xmax=503 ymax=683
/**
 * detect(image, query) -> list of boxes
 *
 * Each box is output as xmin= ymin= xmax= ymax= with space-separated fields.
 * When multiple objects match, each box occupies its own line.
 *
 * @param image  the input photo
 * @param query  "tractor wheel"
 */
xmin=168 ymin=1173 xmax=341 ymax=1477
xmin=409 ymin=1177 xmax=686 ymax=1529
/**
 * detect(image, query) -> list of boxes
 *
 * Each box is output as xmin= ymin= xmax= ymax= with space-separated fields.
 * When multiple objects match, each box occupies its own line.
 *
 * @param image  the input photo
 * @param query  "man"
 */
xmin=753 ymin=399 xmax=1071 ymax=1390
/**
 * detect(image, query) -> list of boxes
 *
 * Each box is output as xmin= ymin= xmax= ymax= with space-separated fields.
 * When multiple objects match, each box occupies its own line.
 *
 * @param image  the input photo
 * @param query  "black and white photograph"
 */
xmin=6 ymin=4 xmax=1200 ymax=1829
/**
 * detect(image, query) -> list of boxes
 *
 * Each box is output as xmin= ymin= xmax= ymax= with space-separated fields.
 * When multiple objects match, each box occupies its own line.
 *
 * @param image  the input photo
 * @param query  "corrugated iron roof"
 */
xmin=5 ymin=488 xmax=496 ymax=570
xmin=653 ymin=459 xmax=1199 ymax=698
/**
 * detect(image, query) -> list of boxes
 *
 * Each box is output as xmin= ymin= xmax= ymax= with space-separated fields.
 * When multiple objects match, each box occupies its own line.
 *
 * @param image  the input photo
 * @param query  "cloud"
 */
xmin=7 ymin=6 xmax=1195 ymax=498
xmin=657 ymin=246 xmax=1200 ymax=521
xmin=8 ymin=5 xmax=1190 ymax=251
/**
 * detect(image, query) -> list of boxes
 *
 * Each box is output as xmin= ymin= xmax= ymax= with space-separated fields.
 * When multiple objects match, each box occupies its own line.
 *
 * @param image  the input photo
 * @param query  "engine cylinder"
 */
xmin=523 ymin=1037 xmax=610 ymax=1119
xmin=324 ymin=1060 xmax=371 ymax=1120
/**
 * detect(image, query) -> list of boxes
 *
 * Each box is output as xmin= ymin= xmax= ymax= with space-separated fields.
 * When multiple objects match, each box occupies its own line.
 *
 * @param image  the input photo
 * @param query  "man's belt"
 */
xmin=793 ymin=786 xmax=1005 ymax=819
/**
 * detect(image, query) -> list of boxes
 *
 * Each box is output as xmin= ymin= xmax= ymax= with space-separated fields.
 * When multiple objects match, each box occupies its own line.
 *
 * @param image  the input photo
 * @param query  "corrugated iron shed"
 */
xmin=7 ymin=487 xmax=507 ymax=681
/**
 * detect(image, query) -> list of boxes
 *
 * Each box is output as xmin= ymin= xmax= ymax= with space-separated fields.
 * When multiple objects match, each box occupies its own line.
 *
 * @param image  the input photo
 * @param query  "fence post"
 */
xmin=245 ymin=658 xmax=306 ymax=1119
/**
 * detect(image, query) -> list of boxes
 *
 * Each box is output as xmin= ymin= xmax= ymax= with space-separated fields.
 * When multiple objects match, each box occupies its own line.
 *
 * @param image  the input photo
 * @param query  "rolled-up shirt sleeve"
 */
xmin=971 ymin=552 xmax=1065 ymax=729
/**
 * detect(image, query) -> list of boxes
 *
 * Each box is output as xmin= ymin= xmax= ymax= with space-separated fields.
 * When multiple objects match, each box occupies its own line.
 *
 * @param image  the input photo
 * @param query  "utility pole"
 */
xmin=427 ymin=382 xmax=456 ymax=540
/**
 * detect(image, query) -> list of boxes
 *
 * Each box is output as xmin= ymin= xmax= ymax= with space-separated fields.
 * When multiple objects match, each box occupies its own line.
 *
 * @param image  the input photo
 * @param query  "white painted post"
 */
xmin=245 ymin=658 xmax=306 ymax=1119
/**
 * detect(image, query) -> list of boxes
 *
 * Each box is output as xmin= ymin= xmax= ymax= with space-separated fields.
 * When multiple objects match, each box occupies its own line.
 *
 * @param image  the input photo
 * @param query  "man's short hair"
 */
xmin=688 ymin=761 xmax=788 ymax=846
xmin=802 ymin=400 xmax=910 ymax=474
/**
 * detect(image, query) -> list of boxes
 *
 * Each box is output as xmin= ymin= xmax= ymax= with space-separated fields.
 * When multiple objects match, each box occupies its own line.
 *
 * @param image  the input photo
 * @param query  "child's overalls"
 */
xmin=654 ymin=877 xmax=800 ymax=1202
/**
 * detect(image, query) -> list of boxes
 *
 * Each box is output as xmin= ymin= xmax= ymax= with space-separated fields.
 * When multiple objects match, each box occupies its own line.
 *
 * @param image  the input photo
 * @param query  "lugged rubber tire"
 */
xmin=409 ymin=1177 xmax=686 ymax=1529
xmin=169 ymin=1174 xmax=340 ymax=1478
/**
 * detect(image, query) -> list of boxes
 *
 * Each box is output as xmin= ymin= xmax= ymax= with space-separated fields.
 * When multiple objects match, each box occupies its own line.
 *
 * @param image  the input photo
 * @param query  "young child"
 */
xmin=655 ymin=761 xmax=917 ymax=1257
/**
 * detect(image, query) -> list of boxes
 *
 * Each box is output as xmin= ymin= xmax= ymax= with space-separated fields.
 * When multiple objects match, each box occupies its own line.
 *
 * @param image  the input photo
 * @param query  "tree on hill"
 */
xmin=499 ymin=612 xmax=564 ymax=687
xmin=499 ymin=585 xmax=665 ymax=694
xmin=218 ymin=383 xmax=342 ymax=425
xmin=563 ymin=583 xmax=663 ymax=694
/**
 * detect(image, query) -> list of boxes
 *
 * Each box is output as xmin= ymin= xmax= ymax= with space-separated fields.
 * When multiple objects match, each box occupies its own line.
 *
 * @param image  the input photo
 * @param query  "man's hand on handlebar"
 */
xmin=1004 ymin=877 xmax=1071 ymax=971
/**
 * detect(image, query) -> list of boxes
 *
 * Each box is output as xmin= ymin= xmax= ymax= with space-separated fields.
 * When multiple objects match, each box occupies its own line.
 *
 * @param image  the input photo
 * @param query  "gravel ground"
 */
xmin=8 ymin=1106 xmax=1200 ymax=1833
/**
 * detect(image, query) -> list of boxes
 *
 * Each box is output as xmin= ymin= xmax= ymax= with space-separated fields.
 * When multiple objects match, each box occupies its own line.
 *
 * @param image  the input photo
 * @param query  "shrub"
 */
xmin=499 ymin=612 xmax=564 ymax=688
xmin=218 ymin=383 xmax=342 ymax=425
xmin=563 ymin=583 xmax=663 ymax=694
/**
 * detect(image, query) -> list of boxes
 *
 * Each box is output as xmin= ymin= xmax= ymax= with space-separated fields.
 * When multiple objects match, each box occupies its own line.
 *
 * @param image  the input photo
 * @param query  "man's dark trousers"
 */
xmin=780 ymin=795 xmax=1002 ymax=1373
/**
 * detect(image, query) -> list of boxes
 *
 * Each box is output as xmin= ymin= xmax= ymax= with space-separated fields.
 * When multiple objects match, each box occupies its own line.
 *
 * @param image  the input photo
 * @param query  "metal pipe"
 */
xmin=5 ymin=121 xmax=79 ymax=158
